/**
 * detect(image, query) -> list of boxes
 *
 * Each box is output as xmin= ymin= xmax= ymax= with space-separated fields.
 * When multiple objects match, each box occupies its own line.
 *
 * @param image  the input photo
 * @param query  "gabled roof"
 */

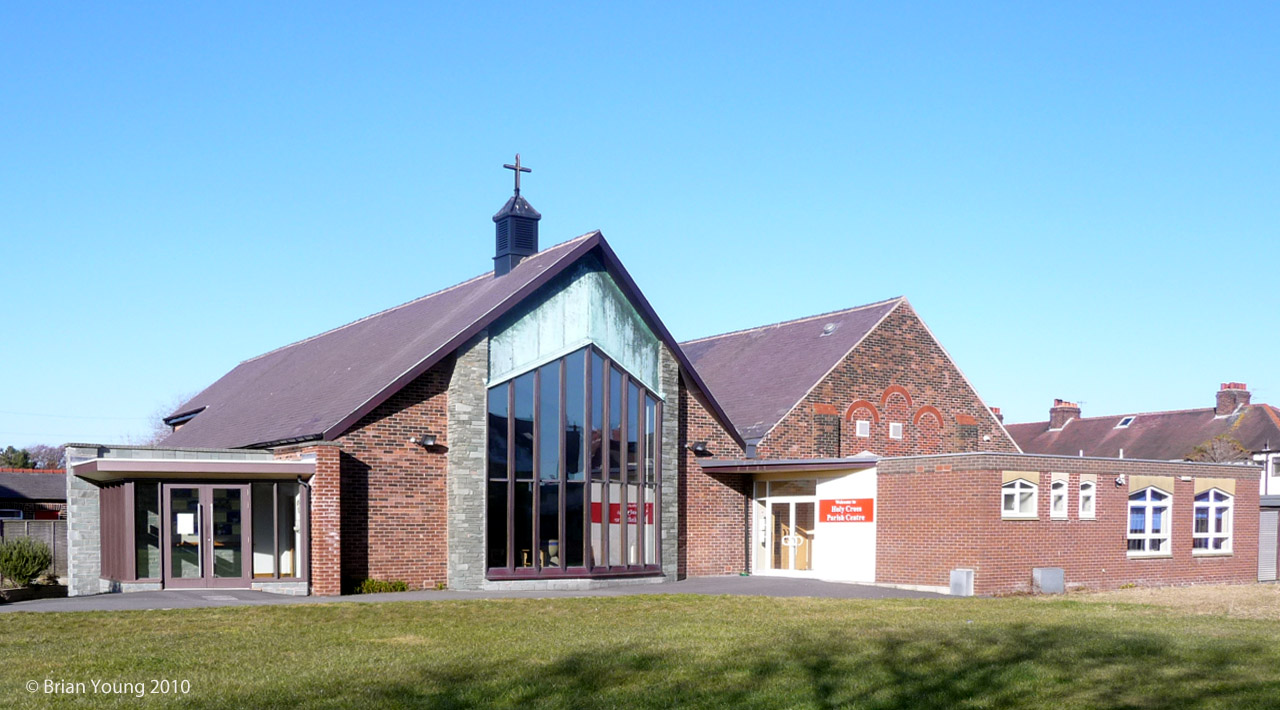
xmin=0 ymin=471 xmax=66 ymax=501
xmin=681 ymin=298 xmax=903 ymax=441
xmin=161 ymin=232 xmax=742 ymax=450
xmin=1007 ymin=404 xmax=1280 ymax=460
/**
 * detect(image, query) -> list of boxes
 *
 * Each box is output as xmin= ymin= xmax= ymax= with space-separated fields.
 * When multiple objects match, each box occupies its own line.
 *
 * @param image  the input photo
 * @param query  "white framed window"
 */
xmin=1193 ymin=489 xmax=1232 ymax=554
xmin=855 ymin=420 xmax=870 ymax=438
xmin=889 ymin=422 xmax=903 ymax=439
xmin=1001 ymin=479 xmax=1037 ymax=519
xmin=1050 ymin=480 xmax=1067 ymax=519
xmin=1079 ymin=481 xmax=1096 ymax=519
xmin=1127 ymin=488 xmax=1171 ymax=556
xmin=1115 ymin=416 xmax=1135 ymax=429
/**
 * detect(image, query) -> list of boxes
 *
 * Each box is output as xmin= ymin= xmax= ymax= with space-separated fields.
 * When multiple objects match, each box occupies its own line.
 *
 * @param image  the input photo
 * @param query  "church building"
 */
xmin=64 ymin=162 xmax=1262 ymax=597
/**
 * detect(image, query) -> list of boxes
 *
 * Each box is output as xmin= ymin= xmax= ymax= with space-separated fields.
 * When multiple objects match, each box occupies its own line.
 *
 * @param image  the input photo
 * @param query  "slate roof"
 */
xmin=680 ymin=298 xmax=904 ymax=441
xmin=160 ymin=232 xmax=741 ymax=450
xmin=1006 ymin=404 xmax=1280 ymax=461
xmin=0 ymin=471 xmax=66 ymax=501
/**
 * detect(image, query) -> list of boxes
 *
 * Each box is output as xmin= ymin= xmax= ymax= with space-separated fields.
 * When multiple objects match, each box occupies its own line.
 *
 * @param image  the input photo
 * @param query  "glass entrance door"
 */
xmin=770 ymin=501 xmax=815 ymax=572
xmin=162 ymin=484 xmax=250 ymax=588
xmin=757 ymin=480 xmax=817 ymax=575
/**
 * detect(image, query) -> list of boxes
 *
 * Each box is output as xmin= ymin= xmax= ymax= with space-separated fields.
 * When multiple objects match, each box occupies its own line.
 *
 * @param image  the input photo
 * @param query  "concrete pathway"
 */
xmin=0 ymin=576 xmax=946 ymax=613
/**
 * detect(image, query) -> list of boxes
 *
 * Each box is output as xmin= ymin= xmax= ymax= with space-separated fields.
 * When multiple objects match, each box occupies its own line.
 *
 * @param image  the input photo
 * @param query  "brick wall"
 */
xmin=877 ymin=454 xmax=1260 ymax=595
xmin=275 ymin=443 xmax=342 ymax=596
xmin=757 ymin=302 xmax=1017 ymax=459
xmin=332 ymin=358 xmax=453 ymax=592
xmin=678 ymin=379 xmax=749 ymax=576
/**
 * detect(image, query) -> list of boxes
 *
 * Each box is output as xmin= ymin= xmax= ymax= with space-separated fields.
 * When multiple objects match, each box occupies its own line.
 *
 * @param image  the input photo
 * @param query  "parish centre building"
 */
xmin=63 ymin=173 xmax=1262 ymax=598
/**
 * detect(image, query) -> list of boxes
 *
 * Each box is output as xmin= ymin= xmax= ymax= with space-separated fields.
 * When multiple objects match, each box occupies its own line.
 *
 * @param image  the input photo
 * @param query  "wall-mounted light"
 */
xmin=689 ymin=441 xmax=711 ymax=457
xmin=1114 ymin=474 xmax=1126 ymax=486
xmin=411 ymin=433 xmax=438 ymax=448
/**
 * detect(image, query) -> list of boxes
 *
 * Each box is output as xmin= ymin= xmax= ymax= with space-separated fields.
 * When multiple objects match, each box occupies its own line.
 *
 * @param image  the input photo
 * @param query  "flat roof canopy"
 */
xmin=70 ymin=458 xmax=314 ymax=483
xmin=697 ymin=456 xmax=878 ymax=474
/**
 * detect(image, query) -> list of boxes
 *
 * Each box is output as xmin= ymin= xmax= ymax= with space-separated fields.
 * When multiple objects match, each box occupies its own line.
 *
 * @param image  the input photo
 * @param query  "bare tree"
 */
xmin=1187 ymin=434 xmax=1250 ymax=463
xmin=127 ymin=392 xmax=199 ymax=446
xmin=25 ymin=444 xmax=65 ymax=469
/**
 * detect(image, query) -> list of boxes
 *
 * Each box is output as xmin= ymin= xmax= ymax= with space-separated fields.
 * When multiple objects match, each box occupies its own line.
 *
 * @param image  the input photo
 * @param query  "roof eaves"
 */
xmin=680 ymin=296 xmax=907 ymax=346
xmin=321 ymin=232 xmax=604 ymax=442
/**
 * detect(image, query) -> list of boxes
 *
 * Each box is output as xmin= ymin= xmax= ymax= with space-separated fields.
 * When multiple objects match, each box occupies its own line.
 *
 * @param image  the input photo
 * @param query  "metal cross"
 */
xmin=503 ymin=154 xmax=532 ymax=195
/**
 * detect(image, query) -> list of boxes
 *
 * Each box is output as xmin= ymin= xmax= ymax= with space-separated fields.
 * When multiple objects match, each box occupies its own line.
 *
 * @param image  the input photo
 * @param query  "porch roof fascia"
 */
xmin=70 ymin=458 xmax=315 ymax=482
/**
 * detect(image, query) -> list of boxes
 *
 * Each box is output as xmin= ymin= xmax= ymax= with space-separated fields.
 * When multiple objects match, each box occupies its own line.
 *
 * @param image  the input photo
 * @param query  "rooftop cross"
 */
xmin=503 ymin=154 xmax=532 ymax=196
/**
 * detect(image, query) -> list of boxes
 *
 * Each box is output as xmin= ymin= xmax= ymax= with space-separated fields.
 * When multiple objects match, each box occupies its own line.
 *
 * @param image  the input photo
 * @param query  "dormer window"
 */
xmin=1115 ymin=416 xmax=1135 ymax=429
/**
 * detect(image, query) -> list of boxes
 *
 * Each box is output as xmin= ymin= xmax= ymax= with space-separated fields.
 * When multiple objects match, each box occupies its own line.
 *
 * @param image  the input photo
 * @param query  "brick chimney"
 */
xmin=1049 ymin=399 xmax=1080 ymax=429
xmin=1216 ymin=382 xmax=1251 ymax=415
xmin=989 ymin=406 xmax=1004 ymax=424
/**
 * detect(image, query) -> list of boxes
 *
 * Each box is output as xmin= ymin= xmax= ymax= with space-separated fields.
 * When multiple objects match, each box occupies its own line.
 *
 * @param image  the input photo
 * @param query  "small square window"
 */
xmin=855 ymin=420 xmax=870 ymax=438
xmin=1116 ymin=416 xmax=1135 ymax=429
xmin=889 ymin=422 xmax=903 ymax=439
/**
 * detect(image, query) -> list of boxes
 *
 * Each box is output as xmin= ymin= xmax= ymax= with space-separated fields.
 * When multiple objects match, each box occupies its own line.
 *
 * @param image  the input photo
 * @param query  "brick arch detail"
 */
xmin=880 ymin=385 xmax=913 ymax=409
xmin=913 ymin=405 xmax=942 ymax=426
xmin=843 ymin=399 xmax=881 ymax=424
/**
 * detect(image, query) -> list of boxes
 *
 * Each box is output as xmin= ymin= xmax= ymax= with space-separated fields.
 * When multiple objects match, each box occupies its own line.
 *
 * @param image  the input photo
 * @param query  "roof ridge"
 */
xmin=240 ymin=233 xmax=596 ymax=364
xmin=680 ymin=296 xmax=905 ymax=345
xmin=1012 ymin=405 xmax=1226 ymax=427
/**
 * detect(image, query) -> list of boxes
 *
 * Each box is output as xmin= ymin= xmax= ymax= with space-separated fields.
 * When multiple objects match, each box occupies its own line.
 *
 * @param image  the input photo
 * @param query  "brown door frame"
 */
xmin=161 ymin=483 xmax=251 ymax=589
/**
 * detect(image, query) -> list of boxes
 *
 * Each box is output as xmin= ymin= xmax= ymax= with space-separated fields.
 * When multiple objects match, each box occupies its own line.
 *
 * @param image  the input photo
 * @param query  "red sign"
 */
xmin=590 ymin=502 xmax=654 ymax=524
xmin=819 ymin=498 xmax=874 ymax=523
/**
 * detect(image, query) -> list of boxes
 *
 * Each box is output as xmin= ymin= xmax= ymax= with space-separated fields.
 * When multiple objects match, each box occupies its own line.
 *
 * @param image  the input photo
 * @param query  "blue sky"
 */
xmin=2 ymin=2 xmax=1276 ymax=446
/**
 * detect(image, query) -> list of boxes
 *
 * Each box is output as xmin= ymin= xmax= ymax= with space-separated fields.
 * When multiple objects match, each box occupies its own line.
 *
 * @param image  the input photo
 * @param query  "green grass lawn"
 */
xmin=2 ymin=594 xmax=1279 ymax=709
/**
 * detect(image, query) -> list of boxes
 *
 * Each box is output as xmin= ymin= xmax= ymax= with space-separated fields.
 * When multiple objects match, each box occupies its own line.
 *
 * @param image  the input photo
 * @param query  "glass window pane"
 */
xmin=488 ymin=382 xmax=509 ymax=480
xmin=252 ymin=483 xmax=275 ymax=578
xmin=590 ymin=353 xmax=605 ymax=481
xmin=277 ymin=482 xmax=299 ymax=577
xmin=645 ymin=396 xmax=657 ymax=485
xmin=1215 ymin=507 xmax=1227 ymax=534
xmin=538 ymin=362 xmax=560 ymax=482
xmin=1019 ymin=490 xmax=1034 ymax=513
xmin=590 ymin=477 xmax=605 ymax=567
xmin=644 ymin=484 xmax=657 ymax=563
xmin=514 ymin=482 xmax=534 ymax=568
xmin=565 ymin=350 xmax=586 ymax=482
xmin=1151 ymin=507 xmax=1165 ymax=533
xmin=513 ymin=372 xmax=535 ymax=480
xmin=1194 ymin=507 xmax=1209 ymax=534
xmin=487 ymin=480 xmax=508 ymax=569
xmin=609 ymin=366 xmax=622 ymax=481
xmin=134 ymin=483 xmax=160 ymax=579
xmin=609 ymin=480 xmax=624 ymax=566
xmin=132 ymin=483 xmax=160 ymax=578
xmin=627 ymin=381 xmax=640 ymax=484
xmin=772 ymin=480 xmax=817 ymax=497
xmin=210 ymin=488 xmax=243 ymax=578
xmin=169 ymin=487 xmax=201 ymax=579
xmin=565 ymin=482 xmax=585 ymax=567
xmin=627 ymin=482 xmax=641 ymax=565
xmin=539 ymin=481 xmax=561 ymax=567
xmin=1129 ymin=508 xmax=1145 ymax=535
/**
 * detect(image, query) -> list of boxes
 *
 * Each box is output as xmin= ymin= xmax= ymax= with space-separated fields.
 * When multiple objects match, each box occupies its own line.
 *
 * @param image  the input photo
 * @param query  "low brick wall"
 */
xmin=877 ymin=453 xmax=1261 ymax=595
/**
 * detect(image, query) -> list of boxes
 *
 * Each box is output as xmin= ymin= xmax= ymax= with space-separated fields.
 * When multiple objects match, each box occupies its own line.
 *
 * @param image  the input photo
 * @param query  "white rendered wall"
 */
xmin=812 ymin=468 xmax=878 ymax=583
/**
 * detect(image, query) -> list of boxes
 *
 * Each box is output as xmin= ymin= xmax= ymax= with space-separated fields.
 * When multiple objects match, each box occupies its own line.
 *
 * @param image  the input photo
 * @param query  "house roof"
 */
xmin=1006 ymin=404 xmax=1280 ymax=461
xmin=681 ymin=298 xmax=903 ymax=441
xmin=161 ymin=232 xmax=742 ymax=450
xmin=0 ymin=471 xmax=66 ymax=501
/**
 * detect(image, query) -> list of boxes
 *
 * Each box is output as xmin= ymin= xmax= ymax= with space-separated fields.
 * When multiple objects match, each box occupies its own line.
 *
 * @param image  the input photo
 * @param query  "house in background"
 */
xmin=1007 ymin=383 xmax=1280 ymax=582
xmin=0 ymin=468 xmax=66 ymax=520
xmin=62 ymin=165 xmax=1264 ymax=598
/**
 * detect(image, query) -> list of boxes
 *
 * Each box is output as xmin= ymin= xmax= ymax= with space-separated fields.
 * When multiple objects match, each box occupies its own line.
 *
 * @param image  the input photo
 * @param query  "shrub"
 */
xmin=0 ymin=538 xmax=53 ymax=587
xmin=355 ymin=578 xmax=409 ymax=594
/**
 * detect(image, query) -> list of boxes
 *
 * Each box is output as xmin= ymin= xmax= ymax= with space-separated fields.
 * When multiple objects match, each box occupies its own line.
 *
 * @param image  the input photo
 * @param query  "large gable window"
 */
xmin=487 ymin=345 xmax=662 ymax=578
